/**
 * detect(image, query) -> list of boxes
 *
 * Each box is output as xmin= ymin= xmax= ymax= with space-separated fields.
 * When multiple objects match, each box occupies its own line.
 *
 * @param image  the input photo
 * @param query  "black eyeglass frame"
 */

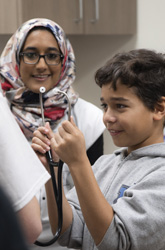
xmin=19 ymin=52 xmax=64 ymax=66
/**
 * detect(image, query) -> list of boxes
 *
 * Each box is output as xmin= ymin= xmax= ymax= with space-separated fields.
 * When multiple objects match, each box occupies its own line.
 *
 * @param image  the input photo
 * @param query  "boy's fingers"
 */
xmin=33 ymin=129 xmax=50 ymax=146
xmin=31 ymin=142 xmax=46 ymax=154
xmin=61 ymin=116 xmax=78 ymax=134
xmin=32 ymin=136 xmax=50 ymax=153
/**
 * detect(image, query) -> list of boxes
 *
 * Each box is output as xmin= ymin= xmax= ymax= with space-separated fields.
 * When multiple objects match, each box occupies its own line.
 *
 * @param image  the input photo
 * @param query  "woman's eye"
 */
xmin=47 ymin=53 xmax=58 ymax=60
xmin=26 ymin=52 xmax=37 ymax=59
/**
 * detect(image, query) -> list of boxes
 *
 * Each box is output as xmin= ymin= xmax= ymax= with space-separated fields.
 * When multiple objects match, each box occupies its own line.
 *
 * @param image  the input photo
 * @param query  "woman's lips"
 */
xmin=33 ymin=74 xmax=50 ymax=81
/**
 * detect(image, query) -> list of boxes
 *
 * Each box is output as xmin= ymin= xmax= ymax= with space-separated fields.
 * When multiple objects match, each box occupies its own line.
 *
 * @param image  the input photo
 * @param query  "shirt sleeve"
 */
xmin=0 ymin=93 xmax=50 ymax=211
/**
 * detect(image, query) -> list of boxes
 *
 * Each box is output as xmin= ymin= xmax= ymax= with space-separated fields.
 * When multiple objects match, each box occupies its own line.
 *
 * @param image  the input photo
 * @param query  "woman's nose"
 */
xmin=36 ymin=56 xmax=47 ymax=68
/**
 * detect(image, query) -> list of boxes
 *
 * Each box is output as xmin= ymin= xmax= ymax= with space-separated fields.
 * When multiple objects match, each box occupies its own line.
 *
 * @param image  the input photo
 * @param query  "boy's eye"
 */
xmin=116 ymin=103 xmax=126 ymax=109
xmin=100 ymin=103 xmax=127 ymax=112
xmin=100 ymin=103 xmax=107 ymax=111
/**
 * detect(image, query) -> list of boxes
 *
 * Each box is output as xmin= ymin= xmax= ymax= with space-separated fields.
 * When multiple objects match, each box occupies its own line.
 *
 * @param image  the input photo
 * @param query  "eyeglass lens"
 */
xmin=22 ymin=53 xmax=62 ymax=65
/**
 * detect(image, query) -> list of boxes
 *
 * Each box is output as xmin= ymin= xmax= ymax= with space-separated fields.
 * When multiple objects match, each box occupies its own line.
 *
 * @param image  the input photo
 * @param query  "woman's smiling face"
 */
xmin=19 ymin=29 xmax=62 ymax=93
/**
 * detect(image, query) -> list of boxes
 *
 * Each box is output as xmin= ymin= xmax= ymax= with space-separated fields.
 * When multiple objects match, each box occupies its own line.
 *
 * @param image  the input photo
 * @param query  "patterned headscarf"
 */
xmin=0 ymin=18 xmax=78 ymax=140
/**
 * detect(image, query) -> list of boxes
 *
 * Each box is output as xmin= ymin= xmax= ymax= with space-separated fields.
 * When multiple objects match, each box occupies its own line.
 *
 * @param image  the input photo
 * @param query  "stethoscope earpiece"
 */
xmin=39 ymin=86 xmax=46 ymax=93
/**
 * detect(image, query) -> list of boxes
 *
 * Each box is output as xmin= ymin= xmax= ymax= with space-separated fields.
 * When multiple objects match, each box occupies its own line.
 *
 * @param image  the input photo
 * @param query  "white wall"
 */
xmin=0 ymin=0 xmax=165 ymax=154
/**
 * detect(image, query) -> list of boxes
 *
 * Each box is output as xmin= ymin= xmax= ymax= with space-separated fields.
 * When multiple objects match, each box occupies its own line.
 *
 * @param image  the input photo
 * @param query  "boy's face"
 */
xmin=100 ymin=81 xmax=164 ymax=154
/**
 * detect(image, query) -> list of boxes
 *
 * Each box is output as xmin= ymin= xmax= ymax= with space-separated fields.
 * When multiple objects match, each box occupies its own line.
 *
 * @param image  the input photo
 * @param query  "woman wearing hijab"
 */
xmin=0 ymin=18 xmax=105 ymax=249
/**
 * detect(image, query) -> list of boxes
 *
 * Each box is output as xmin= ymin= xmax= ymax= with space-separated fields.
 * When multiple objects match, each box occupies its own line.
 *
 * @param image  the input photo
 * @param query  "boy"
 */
xmin=32 ymin=49 xmax=165 ymax=249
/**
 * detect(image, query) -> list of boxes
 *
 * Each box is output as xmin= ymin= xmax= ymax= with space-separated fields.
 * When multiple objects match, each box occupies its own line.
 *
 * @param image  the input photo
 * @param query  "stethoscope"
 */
xmin=35 ymin=86 xmax=71 ymax=247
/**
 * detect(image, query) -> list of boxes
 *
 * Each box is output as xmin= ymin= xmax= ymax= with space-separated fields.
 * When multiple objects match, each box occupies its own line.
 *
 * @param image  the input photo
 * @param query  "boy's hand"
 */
xmin=52 ymin=117 xmax=87 ymax=167
xmin=31 ymin=122 xmax=59 ymax=169
xmin=32 ymin=117 xmax=87 ymax=169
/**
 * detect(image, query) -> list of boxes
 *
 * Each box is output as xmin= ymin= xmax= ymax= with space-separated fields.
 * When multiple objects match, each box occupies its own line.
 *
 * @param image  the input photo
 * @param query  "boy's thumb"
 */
xmin=45 ymin=122 xmax=50 ymax=129
xmin=45 ymin=122 xmax=54 ymax=138
xmin=70 ymin=116 xmax=76 ymax=127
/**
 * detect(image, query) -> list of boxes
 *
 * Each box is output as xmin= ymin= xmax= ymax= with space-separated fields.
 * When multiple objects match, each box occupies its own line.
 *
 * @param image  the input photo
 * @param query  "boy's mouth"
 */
xmin=108 ymin=129 xmax=123 ymax=136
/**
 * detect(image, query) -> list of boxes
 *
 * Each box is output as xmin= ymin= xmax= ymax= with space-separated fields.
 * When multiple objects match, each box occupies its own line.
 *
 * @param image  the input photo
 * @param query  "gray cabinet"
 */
xmin=0 ymin=0 xmax=136 ymax=35
xmin=0 ymin=0 xmax=19 ymax=33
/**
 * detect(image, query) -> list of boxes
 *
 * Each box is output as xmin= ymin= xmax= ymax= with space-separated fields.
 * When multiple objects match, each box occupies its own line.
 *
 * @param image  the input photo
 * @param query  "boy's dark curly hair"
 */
xmin=95 ymin=49 xmax=165 ymax=111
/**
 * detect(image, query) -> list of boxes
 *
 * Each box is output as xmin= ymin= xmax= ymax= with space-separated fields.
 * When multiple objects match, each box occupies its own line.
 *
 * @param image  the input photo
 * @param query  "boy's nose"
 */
xmin=103 ymin=110 xmax=117 ymax=125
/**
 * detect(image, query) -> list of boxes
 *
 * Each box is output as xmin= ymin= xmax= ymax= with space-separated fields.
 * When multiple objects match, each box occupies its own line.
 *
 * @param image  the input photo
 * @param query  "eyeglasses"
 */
xmin=20 ymin=52 xmax=64 ymax=66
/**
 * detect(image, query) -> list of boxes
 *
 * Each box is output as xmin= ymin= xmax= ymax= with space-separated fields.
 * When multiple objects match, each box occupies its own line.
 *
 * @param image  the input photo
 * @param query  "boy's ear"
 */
xmin=153 ymin=96 xmax=165 ymax=121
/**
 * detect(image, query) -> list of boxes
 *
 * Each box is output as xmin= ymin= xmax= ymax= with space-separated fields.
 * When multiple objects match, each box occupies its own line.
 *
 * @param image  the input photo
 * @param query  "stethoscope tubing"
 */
xmin=35 ymin=88 xmax=71 ymax=246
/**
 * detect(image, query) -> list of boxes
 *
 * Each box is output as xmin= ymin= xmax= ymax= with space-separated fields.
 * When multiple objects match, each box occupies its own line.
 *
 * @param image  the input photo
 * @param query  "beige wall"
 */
xmin=69 ymin=35 xmax=136 ymax=154
xmin=1 ymin=0 xmax=165 ymax=154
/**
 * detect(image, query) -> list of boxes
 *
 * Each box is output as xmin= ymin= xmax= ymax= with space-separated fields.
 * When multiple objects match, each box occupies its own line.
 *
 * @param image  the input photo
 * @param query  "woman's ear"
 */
xmin=153 ymin=96 xmax=165 ymax=121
